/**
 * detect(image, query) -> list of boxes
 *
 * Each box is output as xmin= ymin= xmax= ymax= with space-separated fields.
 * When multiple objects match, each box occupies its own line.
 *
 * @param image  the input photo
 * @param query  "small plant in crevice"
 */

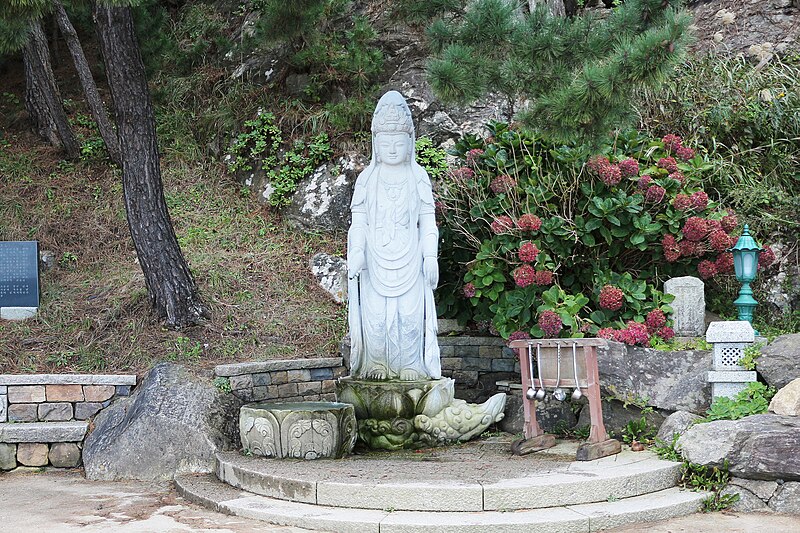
xmin=552 ymin=421 xmax=590 ymax=441
xmin=213 ymin=376 xmax=232 ymax=393
xmin=652 ymin=433 xmax=682 ymax=462
xmin=227 ymin=111 xmax=333 ymax=207
xmin=738 ymin=342 xmax=764 ymax=371
xmin=703 ymin=382 xmax=776 ymax=422
xmin=415 ymin=137 xmax=449 ymax=181
xmin=679 ymin=460 xmax=739 ymax=512
xmin=621 ymin=415 xmax=657 ymax=446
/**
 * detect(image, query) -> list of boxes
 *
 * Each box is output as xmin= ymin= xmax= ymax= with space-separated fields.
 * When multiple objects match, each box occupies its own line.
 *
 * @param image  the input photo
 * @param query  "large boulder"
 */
xmin=678 ymin=414 xmax=800 ymax=481
xmin=285 ymin=154 xmax=366 ymax=232
xmin=769 ymin=378 xmax=800 ymax=415
xmin=83 ymin=363 xmax=242 ymax=481
xmin=758 ymin=334 xmax=800 ymax=390
xmin=656 ymin=410 xmax=702 ymax=442
xmin=597 ymin=341 xmax=712 ymax=413
xmin=310 ymin=253 xmax=347 ymax=304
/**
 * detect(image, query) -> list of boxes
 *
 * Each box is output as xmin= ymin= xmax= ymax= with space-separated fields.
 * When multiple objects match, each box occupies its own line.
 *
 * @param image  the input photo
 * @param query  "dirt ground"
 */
xmin=2 ymin=469 xmax=799 ymax=533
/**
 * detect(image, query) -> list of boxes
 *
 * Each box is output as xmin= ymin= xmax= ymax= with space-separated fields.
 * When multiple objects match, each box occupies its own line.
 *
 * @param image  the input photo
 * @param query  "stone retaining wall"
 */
xmin=439 ymin=336 xmax=517 ymax=403
xmin=214 ymin=357 xmax=346 ymax=403
xmin=0 ymin=374 xmax=136 ymax=471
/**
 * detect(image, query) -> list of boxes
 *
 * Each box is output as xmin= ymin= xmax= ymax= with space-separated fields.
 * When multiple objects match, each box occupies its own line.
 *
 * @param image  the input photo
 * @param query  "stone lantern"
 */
xmin=706 ymin=321 xmax=757 ymax=399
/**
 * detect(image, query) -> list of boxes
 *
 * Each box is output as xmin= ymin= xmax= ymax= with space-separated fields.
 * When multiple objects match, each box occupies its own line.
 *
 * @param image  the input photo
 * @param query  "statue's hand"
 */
xmin=423 ymin=256 xmax=439 ymax=288
xmin=348 ymin=252 xmax=366 ymax=279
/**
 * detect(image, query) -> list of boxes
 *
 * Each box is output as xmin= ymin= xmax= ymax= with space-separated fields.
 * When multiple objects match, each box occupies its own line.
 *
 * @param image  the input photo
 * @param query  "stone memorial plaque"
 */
xmin=664 ymin=276 xmax=705 ymax=337
xmin=0 ymin=241 xmax=40 ymax=308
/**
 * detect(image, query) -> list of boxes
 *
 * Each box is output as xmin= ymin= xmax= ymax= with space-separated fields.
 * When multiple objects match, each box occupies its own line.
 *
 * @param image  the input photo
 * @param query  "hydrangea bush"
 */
xmin=435 ymin=123 xmax=769 ymax=345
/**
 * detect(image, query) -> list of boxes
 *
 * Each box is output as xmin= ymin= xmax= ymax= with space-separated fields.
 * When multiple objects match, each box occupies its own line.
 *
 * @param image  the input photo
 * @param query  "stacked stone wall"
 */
xmin=214 ymin=357 xmax=346 ymax=403
xmin=0 ymin=374 xmax=136 ymax=471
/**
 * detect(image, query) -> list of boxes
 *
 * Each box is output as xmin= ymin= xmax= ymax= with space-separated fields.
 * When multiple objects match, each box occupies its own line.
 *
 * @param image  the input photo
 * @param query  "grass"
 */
xmin=0 ymin=126 xmax=347 ymax=374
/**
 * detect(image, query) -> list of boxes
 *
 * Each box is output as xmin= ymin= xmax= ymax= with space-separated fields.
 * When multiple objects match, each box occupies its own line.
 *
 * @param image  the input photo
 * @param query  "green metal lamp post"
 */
xmin=729 ymin=224 xmax=763 ymax=328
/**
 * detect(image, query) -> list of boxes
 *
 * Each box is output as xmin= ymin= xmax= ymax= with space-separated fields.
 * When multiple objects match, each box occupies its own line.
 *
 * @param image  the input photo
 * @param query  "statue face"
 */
xmin=376 ymin=133 xmax=411 ymax=166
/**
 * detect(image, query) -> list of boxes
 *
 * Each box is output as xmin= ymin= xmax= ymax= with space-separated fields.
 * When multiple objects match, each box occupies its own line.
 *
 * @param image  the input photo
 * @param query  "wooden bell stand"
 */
xmin=509 ymin=338 xmax=621 ymax=461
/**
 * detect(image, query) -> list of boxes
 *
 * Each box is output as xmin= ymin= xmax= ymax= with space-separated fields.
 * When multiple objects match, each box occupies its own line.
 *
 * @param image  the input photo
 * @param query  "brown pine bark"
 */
xmin=53 ymin=0 xmax=122 ymax=166
xmin=22 ymin=18 xmax=79 ymax=158
xmin=93 ymin=2 xmax=209 ymax=329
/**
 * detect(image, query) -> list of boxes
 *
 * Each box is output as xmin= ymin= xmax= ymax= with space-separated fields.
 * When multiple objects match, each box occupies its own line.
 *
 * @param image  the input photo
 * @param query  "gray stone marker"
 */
xmin=0 ymin=241 xmax=40 ymax=320
xmin=706 ymin=321 xmax=756 ymax=399
xmin=664 ymin=276 xmax=705 ymax=337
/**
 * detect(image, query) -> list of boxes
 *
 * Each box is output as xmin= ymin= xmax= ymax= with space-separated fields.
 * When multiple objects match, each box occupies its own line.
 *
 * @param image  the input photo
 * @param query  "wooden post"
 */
xmin=576 ymin=344 xmax=621 ymax=461
xmin=511 ymin=344 xmax=554 ymax=455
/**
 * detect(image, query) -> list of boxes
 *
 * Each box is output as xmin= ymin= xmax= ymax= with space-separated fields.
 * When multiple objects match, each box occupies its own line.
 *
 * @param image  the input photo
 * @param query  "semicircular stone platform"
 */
xmin=176 ymin=437 xmax=709 ymax=532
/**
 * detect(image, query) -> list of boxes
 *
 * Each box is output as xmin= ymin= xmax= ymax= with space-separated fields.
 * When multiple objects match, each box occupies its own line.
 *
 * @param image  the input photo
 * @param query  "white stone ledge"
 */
xmin=0 ymin=421 xmax=88 ymax=443
xmin=215 ymin=357 xmax=344 ymax=377
xmin=707 ymin=370 xmax=758 ymax=383
xmin=0 ymin=374 xmax=136 ymax=386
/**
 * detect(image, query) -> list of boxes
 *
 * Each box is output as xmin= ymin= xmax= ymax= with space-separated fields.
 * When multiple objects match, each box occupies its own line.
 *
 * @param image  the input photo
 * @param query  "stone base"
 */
xmin=336 ymin=377 xmax=506 ymax=450
xmin=239 ymin=401 xmax=357 ymax=460
xmin=576 ymin=438 xmax=622 ymax=461
xmin=0 ymin=307 xmax=37 ymax=320
xmin=511 ymin=434 xmax=556 ymax=456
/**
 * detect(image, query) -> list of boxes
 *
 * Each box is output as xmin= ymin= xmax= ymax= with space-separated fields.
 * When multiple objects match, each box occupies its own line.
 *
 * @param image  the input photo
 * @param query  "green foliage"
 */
xmin=437 ymin=122 xmax=731 ymax=340
xmin=415 ymin=137 xmax=449 ymax=181
xmin=679 ymin=461 xmax=738 ymax=512
xmin=552 ymin=421 xmax=590 ymax=440
xmin=650 ymin=337 xmax=712 ymax=352
xmin=426 ymin=0 xmax=691 ymax=143
xmin=168 ymin=336 xmax=203 ymax=361
xmin=639 ymin=53 xmax=800 ymax=237
xmin=251 ymin=0 xmax=383 ymax=100
xmin=703 ymin=382 xmax=777 ymax=422
xmin=621 ymin=415 xmax=656 ymax=445
xmin=652 ymin=433 xmax=682 ymax=462
xmin=392 ymin=0 xmax=466 ymax=24
xmin=738 ymin=343 xmax=764 ymax=371
xmin=213 ymin=376 xmax=232 ymax=393
xmin=227 ymin=111 xmax=333 ymax=207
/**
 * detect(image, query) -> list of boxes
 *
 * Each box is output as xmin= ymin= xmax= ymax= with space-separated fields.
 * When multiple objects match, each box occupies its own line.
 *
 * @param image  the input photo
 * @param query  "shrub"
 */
xmin=436 ymin=123 xmax=738 ymax=341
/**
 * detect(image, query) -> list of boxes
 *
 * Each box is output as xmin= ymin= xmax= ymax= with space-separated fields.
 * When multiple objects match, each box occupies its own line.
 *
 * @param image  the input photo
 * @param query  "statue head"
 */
xmin=371 ymin=91 xmax=414 ymax=166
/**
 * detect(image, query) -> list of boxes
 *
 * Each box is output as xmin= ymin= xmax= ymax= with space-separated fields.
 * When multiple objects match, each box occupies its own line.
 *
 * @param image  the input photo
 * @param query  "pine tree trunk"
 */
xmin=53 ymin=0 xmax=122 ymax=166
xmin=22 ymin=19 xmax=79 ymax=158
xmin=93 ymin=2 xmax=209 ymax=329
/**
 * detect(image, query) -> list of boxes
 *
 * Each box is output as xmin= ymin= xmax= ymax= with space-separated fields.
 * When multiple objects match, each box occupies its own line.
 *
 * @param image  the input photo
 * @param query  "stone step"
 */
xmin=0 ymin=421 xmax=88 ymax=443
xmin=214 ymin=447 xmax=682 ymax=511
xmin=176 ymin=474 xmax=710 ymax=533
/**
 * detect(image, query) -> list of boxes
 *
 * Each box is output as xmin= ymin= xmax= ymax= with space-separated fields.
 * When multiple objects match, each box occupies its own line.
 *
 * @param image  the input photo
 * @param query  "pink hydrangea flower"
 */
xmin=508 ymin=330 xmax=531 ymax=343
xmin=450 ymin=167 xmax=474 ymax=182
xmin=676 ymin=145 xmax=695 ymax=161
xmin=490 ymin=215 xmax=514 ymax=235
xmin=517 ymin=213 xmax=543 ymax=231
xmin=697 ymin=259 xmax=718 ymax=279
xmin=625 ymin=321 xmax=651 ymax=345
xmin=600 ymin=164 xmax=622 ymax=186
xmin=597 ymin=328 xmax=616 ymax=340
xmin=518 ymin=241 xmax=539 ymax=262
xmin=662 ymin=134 xmax=683 ymax=151
xmin=466 ymin=148 xmax=484 ymax=165
xmin=463 ymin=283 xmax=476 ymax=298
xmin=721 ymin=212 xmax=738 ymax=233
xmin=599 ymin=285 xmax=624 ymax=311
xmin=538 ymin=310 xmax=563 ymax=338
xmin=587 ymin=155 xmax=610 ymax=173
xmin=662 ymin=234 xmax=681 ymax=262
xmin=715 ymin=252 xmax=735 ymax=274
xmin=490 ymin=174 xmax=517 ymax=194
xmin=668 ymin=171 xmax=685 ymax=184
xmin=645 ymin=185 xmax=666 ymax=203
xmin=682 ymin=216 xmax=709 ymax=242
xmin=618 ymin=158 xmax=640 ymax=177
xmin=637 ymin=175 xmax=653 ymax=190
xmin=658 ymin=157 xmax=679 ymax=173
xmin=691 ymin=191 xmax=709 ymax=210
xmin=645 ymin=309 xmax=667 ymax=331
xmin=709 ymin=230 xmax=733 ymax=252
xmin=513 ymin=264 xmax=536 ymax=287
xmin=657 ymin=326 xmax=675 ymax=341
xmin=759 ymin=246 xmax=776 ymax=268
xmin=534 ymin=270 xmax=554 ymax=286
xmin=679 ymin=239 xmax=702 ymax=258
xmin=673 ymin=194 xmax=691 ymax=211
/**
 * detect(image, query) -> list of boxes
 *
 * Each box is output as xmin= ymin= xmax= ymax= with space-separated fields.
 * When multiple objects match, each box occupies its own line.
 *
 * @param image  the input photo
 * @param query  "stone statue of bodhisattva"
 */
xmin=347 ymin=91 xmax=441 ymax=382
